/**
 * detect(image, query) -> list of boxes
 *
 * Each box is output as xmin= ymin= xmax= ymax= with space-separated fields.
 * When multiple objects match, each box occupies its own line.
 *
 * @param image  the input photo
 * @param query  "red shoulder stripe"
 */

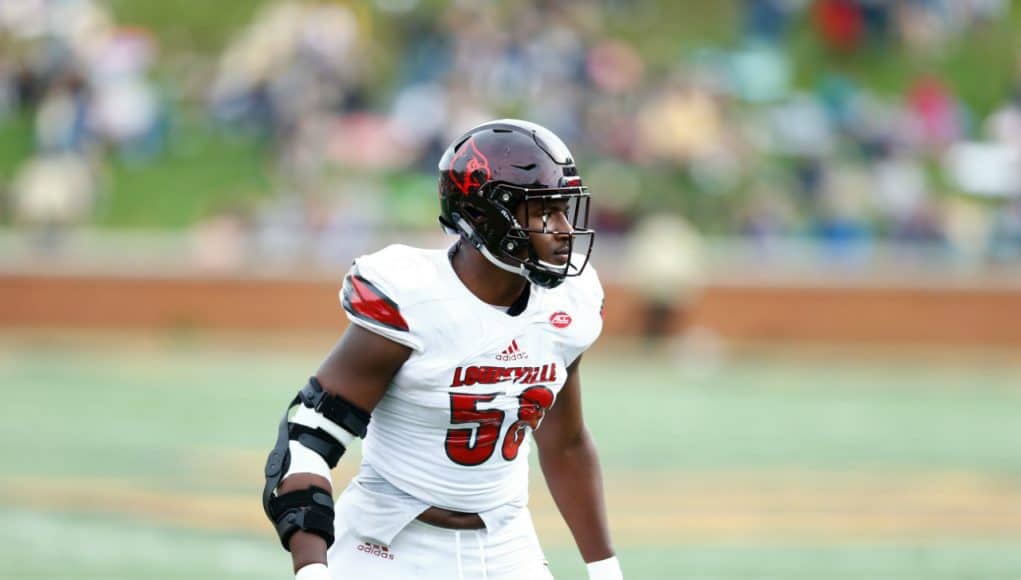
xmin=342 ymin=273 xmax=410 ymax=332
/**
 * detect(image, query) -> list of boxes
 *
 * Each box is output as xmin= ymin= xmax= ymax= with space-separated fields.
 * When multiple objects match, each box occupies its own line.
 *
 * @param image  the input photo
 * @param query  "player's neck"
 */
xmin=450 ymin=241 xmax=529 ymax=307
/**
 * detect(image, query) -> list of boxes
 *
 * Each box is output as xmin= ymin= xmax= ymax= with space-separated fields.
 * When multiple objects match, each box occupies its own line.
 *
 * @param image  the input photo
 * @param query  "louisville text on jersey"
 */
xmin=450 ymin=363 xmax=558 ymax=387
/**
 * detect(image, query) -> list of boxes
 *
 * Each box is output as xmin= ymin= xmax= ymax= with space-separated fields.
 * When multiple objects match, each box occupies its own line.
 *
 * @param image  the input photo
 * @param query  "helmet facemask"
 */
xmin=452 ymin=181 xmax=594 ymax=289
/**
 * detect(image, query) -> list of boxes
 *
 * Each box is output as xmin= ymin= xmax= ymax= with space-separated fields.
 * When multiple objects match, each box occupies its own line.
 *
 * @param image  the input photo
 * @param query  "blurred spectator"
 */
xmin=87 ymin=28 xmax=163 ymax=160
xmin=587 ymin=39 xmax=644 ymax=96
xmin=728 ymin=44 xmax=792 ymax=104
xmin=870 ymin=150 xmax=928 ymax=225
xmin=10 ymin=153 xmax=97 ymax=228
xmin=191 ymin=210 xmax=248 ymax=272
xmin=814 ymin=164 xmax=873 ymax=261
xmin=813 ymin=0 xmax=865 ymax=53
xmin=943 ymin=141 xmax=1021 ymax=198
xmin=986 ymin=94 xmax=1021 ymax=157
xmin=210 ymin=1 xmax=361 ymax=141
xmin=988 ymin=199 xmax=1021 ymax=262
xmin=858 ymin=0 xmax=894 ymax=45
xmin=943 ymin=197 xmax=994 ymax=266
xmin=907 ymin=75 xmax=964 ymax=151
xmin=739 ymin=184 xmax=800 ymax=243
xmin=585 ymin=161 xmax=642 ymax=234
xmin=743 ymin=0 xmax=793 ymax=44
xmin=34 ymin=72 xmax=89 ymax=153
xmin=761 ymin=92 xmax=836 ymax=158
xmin=625 ymin=214 xmax=704 ymax=343
xmin=0 ymin=57 xmax=16 ymax=118
xmin=636 ymin=82 xmax=725 ymax=162
xmin=2 ymin=0 xmax=165 ymax=244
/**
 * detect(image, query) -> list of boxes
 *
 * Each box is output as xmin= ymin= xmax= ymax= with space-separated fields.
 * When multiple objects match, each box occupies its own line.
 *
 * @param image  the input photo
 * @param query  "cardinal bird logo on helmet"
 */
xmin=449 ymin=138 xmax=492 ymax=195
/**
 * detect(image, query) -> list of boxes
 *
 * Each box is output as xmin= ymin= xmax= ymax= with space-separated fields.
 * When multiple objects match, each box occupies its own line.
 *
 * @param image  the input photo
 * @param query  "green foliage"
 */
xmin=0 ymin=113 xmax=33 ymax=182
xmin=106 ymin=0 xmax=270 ymax=54
xmin=784 ymin=2 xmax=1021 ymax=117
xmin=604 ymin=0 xmax=740 ymax=73
xmin=96 ymin=122 xmax=273 ymax=228
xmin=0 ymin=113 xmax=272 ymax=228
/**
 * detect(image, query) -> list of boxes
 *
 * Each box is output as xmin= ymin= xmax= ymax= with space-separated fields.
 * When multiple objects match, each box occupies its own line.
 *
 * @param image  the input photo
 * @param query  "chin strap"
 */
xmin=454 ymin=217 xmax=565 ymax=289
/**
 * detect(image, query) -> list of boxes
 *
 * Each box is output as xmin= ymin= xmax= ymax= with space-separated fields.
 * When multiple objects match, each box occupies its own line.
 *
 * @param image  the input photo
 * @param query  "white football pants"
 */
xmin=326 ymin=508 xmax=554 ymax=580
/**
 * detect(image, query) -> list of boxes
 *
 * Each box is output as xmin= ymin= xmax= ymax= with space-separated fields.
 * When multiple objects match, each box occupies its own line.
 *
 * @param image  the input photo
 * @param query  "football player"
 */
xmin=262 ymin=119 xmax=622 ymax=580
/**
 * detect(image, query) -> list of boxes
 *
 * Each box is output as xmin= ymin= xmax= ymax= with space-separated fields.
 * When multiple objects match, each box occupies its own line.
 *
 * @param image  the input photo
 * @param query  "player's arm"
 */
xmin=262 ymin=324 xmax=411 ymax=578
xmin=532 ymin=355 xmax=622 ymax=580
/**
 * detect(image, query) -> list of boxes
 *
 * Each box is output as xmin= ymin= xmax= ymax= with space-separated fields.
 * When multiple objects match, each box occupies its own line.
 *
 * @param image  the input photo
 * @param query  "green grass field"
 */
xmin=1 ymin=331 xmax=1020 ymax=579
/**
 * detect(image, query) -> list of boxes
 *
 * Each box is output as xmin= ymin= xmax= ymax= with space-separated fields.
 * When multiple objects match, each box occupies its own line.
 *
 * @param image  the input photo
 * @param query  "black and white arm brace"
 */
xmin=262 ymin=377 xmax=370 ymax=550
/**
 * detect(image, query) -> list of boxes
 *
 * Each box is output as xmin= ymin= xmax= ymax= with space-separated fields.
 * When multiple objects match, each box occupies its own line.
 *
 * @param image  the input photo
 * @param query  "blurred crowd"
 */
xmin=0 ymin=0 xmax=164 ymax=232
xmin=3 ymin=0 xmax=1021 ymax=267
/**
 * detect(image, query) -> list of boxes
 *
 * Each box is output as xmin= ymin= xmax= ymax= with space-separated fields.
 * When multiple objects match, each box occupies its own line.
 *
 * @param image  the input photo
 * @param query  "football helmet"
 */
xmin=438 ymin=119 xmax=594 ymax=289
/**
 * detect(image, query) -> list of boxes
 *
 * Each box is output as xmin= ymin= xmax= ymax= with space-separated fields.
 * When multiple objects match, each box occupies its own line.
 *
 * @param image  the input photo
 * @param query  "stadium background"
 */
xmin=2 ymin=1 xmax=1020 ymax=578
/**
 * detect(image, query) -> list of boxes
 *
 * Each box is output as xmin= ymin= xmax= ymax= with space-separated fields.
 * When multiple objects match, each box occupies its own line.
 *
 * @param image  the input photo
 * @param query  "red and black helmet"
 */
xmin=438 ymin=119 xmax=594 ymax=289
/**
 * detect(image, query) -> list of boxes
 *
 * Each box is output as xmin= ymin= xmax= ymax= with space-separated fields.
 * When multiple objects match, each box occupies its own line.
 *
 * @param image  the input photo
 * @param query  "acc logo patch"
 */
xmin=550 ymin=311 xmax=572 ymax=328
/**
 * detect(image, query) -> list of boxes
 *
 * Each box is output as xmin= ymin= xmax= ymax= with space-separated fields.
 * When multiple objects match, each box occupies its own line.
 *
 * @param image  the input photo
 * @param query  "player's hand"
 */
xmin=295 ymin=563 xmax=330 ymax=580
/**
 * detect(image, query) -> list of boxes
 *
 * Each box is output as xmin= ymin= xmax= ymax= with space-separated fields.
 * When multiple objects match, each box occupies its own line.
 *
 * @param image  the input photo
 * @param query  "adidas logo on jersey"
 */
xmin=495 ymin=339 xmax=528 ymax=361
xmin=357 ymin=542 xmax=395 ymax=560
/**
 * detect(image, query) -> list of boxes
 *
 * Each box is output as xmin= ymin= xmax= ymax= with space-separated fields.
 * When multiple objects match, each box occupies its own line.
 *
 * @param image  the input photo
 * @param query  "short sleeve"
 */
xmin=558 ymin=263 xmax=604 ymax=366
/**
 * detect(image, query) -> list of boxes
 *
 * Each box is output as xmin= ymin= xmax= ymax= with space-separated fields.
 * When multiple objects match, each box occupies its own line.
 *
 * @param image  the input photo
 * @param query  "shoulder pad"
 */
xmin=342 ymin=269 xmax=409 ymax=332
xmin=339 ymin=245 xmax=440 ymax=350
xmin=568 ymin=260 xmax=604 ymax=311
xmin=549 ymin=261 xmax=604 ymax=365
xmin=555 ymin=259 xmax=604 ymax=320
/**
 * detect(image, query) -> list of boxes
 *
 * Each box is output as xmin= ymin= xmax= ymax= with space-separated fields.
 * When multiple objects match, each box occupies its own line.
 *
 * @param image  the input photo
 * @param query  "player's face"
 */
xmin=520 ymin=197 xmax=573 ymax=266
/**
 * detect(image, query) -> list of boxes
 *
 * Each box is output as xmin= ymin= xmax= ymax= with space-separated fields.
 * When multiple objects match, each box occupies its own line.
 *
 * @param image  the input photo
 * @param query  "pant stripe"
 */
xmin=475 ymin=530 xmax=488 ymax=580
xmin=455 ymin=530 xmax=464 ymax=580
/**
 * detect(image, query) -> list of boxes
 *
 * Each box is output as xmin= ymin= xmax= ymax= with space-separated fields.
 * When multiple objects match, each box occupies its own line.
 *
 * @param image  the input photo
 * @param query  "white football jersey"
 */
xmin=340 ymin=244 xmax=603 ymax=517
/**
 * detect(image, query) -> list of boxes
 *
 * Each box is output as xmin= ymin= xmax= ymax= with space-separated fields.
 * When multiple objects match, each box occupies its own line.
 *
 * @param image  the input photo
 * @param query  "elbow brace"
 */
xmin=262 ymin=377 xmax=371 ymax=550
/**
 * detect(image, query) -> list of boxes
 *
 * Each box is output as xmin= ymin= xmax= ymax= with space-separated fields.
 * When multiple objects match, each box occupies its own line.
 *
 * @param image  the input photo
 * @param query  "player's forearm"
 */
xmin=538 ymin=428 xmax=614 ymax=562
xmin=278 ymin=473 xmax=331 ymax=573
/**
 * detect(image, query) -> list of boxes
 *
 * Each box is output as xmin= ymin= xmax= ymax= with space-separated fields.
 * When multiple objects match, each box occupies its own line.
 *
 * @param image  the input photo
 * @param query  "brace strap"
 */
xmin=262 ymin=377 xmax=371 ymax=551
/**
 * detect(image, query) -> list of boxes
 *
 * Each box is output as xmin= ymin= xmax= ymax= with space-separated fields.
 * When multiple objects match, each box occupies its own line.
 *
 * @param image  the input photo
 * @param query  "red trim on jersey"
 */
xmin=345 ymin=274 xmax=410 ymax=332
